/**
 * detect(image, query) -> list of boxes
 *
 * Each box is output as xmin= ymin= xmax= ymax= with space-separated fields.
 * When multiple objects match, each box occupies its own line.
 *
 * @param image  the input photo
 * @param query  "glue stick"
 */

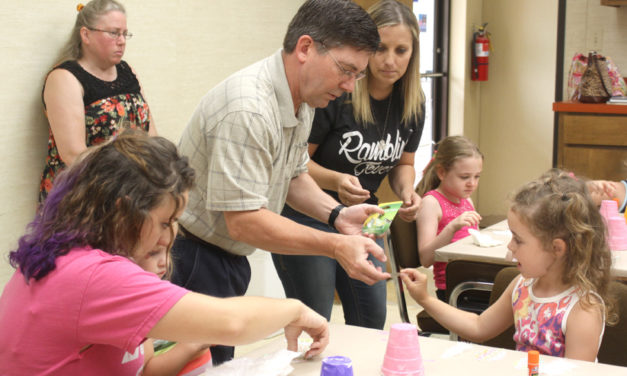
xmin=528 ymin=350 xmax=539 ymax=376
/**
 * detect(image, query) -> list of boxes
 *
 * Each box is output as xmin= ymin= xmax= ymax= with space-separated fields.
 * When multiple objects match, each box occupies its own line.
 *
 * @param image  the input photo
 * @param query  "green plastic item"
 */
xmin=362 ymin=201 xmax=403 ymax=236
xmin=153 ymin=340 xmax=177 ymax=355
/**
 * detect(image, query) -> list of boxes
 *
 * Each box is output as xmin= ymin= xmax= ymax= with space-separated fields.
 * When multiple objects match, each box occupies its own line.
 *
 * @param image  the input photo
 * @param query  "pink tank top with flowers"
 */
xmin=512 ymin=276 xmax=604 ymax=357
xmin=424 ymin=190 xmax=477 ymax=290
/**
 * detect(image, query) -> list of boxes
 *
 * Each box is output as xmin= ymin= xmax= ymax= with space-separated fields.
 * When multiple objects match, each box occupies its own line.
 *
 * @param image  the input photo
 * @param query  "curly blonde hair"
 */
xmin=510 ymin=169 xmax=617 ymax=325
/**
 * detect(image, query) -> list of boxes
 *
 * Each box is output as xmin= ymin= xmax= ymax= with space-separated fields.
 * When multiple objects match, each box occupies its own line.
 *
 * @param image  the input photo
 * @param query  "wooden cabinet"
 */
xmin=355 ymin=0 xmax=413 ymax=10
xmin=601 ymin=0 xmax=627 ymax=7
xmin=553 ymin=102 xmax=627 ymax=181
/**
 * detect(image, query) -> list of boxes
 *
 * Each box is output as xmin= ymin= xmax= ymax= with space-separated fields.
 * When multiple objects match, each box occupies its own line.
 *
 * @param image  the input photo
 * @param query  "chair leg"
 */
xmin=385 ymin=234 xmax=410 ymax=323
xmin=447 ymin=281 xmax=493 ymax=341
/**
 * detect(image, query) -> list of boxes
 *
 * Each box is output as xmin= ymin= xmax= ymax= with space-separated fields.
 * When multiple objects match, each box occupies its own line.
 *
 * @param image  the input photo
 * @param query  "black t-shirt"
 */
xmin=308 ymin=84 xmax=424 ymax=205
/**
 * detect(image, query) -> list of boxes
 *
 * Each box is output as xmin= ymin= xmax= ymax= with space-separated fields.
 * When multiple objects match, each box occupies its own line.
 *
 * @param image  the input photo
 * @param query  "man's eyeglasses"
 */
xmin=320 ymin=43 xmax=366 ymax=81
xmin=88 ymin=27 xmax=133 ymax=40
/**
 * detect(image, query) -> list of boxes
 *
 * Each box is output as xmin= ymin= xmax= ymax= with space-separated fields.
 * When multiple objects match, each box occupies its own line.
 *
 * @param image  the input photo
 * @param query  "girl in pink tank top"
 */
xmin=415 ymin=136 xmax=483 ymax=297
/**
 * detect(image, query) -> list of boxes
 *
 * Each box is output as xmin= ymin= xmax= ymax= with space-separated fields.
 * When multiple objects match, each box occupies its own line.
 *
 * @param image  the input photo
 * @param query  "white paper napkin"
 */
xmin=468 ymin=229 xmax=504 ymax=247
xmin=202 ymin=349 xmax=300 ymax=376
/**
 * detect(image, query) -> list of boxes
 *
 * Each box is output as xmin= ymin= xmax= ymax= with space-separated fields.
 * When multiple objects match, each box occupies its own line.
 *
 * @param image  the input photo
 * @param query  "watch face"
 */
xmin=362 ymin=201 xmax=403 ymax=236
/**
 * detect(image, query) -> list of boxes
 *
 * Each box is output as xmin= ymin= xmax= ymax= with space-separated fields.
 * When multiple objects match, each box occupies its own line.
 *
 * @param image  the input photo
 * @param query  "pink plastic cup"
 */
xmin=601 ymin=200 xmax=619 ymax=221
xmin=382 ymin=355 xmax=423 ymax=375
xmin=381 ymin=323 xmax=424 ymax=376
xmin=386 ymin=323 xmax=420 ymax=347
xmin=608 ymin=217 xmax=627 ymax=251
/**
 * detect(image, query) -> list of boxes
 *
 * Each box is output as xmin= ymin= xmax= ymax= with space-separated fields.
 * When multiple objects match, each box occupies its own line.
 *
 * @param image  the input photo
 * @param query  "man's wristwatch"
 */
xmin=328 ymin=204 xmax=346 ymax=230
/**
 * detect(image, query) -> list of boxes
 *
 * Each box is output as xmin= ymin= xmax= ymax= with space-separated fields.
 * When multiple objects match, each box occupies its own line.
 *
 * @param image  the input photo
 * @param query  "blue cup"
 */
xmin=320 ymin=356 xmax=353 ymax=376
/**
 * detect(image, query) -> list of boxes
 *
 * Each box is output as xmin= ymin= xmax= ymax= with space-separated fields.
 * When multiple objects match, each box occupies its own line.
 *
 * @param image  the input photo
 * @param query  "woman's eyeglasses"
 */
xmin=88 ymin=27 xmax=133 ymax=40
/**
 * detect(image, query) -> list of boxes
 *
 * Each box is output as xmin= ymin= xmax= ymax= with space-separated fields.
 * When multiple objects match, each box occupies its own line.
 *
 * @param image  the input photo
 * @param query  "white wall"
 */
xmin=0 ymin=0 xmax=304 ymax=288
xmin=449 ymin=0 xmax=559 ymax=219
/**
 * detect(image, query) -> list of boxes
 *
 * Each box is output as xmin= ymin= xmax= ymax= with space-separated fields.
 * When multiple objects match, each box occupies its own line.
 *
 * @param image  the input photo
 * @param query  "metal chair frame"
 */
xmin=447 ymin=281 xmax=493 ymax=341
xmin=386 ymin=217 xmax=507 ymax=337
xmin=385 ymin=233 xmax=411 ymax=323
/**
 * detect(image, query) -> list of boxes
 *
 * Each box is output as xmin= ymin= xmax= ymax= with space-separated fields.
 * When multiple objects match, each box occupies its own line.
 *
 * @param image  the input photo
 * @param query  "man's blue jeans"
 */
xmin=272 ymin=208 xmax=387 ymax=329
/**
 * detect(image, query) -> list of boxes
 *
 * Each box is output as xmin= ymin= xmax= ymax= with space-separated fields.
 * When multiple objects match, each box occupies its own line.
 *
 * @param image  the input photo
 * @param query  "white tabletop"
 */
xmin=240 ymin=324 xmax=627 ymax=375
xmin=434 ymin=220 xmax=627 ymax=279
xmin=434 ymin=220 xmax=514 ymax=265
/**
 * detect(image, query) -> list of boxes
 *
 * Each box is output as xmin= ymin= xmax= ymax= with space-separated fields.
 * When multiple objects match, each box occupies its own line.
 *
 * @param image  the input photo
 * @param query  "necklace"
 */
xmin=377 ymin=94 xmax=393 ymax=149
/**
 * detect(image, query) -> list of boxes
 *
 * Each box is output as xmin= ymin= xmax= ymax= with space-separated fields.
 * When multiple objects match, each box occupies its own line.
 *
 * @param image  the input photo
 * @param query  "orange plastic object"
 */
xmin=528 ymin=350 xmax=539 ymax=376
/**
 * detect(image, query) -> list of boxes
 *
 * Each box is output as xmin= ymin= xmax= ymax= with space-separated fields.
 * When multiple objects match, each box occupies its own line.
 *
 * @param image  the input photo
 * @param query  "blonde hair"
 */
xmin=416 ymin=135 xmax=482 ymax=196
xmin=510 ymin=169 xmax=617 ymax=325
xmin=352 ymin=0 xmax=424 ymax=126
xmin=56 ymin=0 xmax=126 ymax=65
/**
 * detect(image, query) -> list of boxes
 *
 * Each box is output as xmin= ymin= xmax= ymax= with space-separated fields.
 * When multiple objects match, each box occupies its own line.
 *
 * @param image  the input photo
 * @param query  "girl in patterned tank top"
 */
xmin=414 ymin=135 xmax=483 ymax=300
xmin=402 ymin=169 xmax=617 ymax=361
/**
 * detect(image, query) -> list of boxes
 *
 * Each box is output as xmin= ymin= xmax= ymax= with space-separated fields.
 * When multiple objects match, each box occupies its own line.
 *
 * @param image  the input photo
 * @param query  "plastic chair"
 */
xmin=386 ymin=215 xmax=420 ymax=324
xmin=598 ymin=280 xmax=627 ymax=367
xmin=387 ymin=216 xmax=510 ymax=336
xmin=480 ymin=266 xmax=518 ymax=350
xmin=445 ymin=260 xmax=511 ymax=341
xmin=387 ymin=216 xmax=447 ymax=333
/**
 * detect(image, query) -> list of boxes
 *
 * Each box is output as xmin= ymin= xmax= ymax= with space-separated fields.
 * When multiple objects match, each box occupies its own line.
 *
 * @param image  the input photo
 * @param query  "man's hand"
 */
xmin=333 ymin=203 xmax=384 ymax=235
xmin=331 ymin=234 xmax=390 ymax=285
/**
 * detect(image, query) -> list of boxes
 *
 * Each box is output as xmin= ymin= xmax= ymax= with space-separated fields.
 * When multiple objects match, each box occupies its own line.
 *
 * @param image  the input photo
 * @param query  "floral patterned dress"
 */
xmin=39 ymin=60 xmax=151 ymax=202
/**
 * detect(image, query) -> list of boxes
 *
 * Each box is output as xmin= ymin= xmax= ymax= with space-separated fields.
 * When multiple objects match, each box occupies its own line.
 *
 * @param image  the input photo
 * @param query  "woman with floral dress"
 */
xmin=40 ymin=0 xmax=155 ymax=202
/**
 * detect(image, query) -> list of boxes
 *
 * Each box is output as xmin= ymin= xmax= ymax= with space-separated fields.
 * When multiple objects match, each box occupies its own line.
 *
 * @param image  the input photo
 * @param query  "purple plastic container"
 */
xmin=320 ymin=355 xmax=354 ymax=376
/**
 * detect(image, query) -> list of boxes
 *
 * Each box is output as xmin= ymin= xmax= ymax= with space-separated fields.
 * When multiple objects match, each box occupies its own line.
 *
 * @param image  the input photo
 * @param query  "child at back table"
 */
xmin=402 ymin=169 xmax=616 ymax=361
xmin=415 ymin=135 xmax=483 ymax=300
xmin=133 ymin=245 xmax=211 ymax=375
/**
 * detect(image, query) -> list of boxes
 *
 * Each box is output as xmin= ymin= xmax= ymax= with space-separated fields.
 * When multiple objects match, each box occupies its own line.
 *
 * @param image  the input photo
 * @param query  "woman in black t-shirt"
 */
xmin=274 ymin=0 xmax=425 ymax=330
xmin=39 ymin=0 xmax=155 ymax=202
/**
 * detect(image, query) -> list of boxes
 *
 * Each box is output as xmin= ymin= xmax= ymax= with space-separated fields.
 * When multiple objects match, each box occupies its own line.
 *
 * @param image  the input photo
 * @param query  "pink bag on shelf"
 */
xmin=567 ymin=52 xmax=627 ymax=101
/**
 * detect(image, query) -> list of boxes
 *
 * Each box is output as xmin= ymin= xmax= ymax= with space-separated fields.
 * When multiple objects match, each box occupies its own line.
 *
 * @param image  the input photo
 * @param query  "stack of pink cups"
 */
xmin=381 ymin=323 xmax=424 ymax=376
xmin=601 ymin=200 xmax=627 ymax=251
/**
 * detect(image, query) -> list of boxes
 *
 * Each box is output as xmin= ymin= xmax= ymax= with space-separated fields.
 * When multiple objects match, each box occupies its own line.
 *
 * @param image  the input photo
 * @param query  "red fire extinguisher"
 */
xmin=471 ymin=23 xmax=490 ymax=81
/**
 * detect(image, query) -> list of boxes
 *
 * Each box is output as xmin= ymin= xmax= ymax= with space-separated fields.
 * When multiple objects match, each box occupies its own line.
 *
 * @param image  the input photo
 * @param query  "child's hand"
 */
xmin=399 ymin=268 xmax=430 ymax=304
xmin=284 ymin=304 xmax=329 ymax=359
xmin=587 ymin=180 xmax=616 ymax=206
xmin=450 ymin=210 xmax=481 ymax=230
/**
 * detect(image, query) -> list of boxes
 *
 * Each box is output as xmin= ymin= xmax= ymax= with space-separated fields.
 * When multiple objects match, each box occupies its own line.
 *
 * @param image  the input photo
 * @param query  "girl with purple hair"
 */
xmin=0 ymin=131 xmax=328 ymax=375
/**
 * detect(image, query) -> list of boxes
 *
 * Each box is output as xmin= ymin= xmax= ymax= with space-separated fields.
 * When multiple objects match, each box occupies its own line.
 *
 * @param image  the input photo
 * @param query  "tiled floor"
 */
xmin=235 ymin=267 xmax=442 ymax=357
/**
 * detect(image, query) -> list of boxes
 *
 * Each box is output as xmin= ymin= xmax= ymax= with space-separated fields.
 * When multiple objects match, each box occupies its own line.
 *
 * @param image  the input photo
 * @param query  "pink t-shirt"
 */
xmin=0 ymin=247 xmax=188 ymax=376
xmin=424 ymin=190 xmax=477 ymax=290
